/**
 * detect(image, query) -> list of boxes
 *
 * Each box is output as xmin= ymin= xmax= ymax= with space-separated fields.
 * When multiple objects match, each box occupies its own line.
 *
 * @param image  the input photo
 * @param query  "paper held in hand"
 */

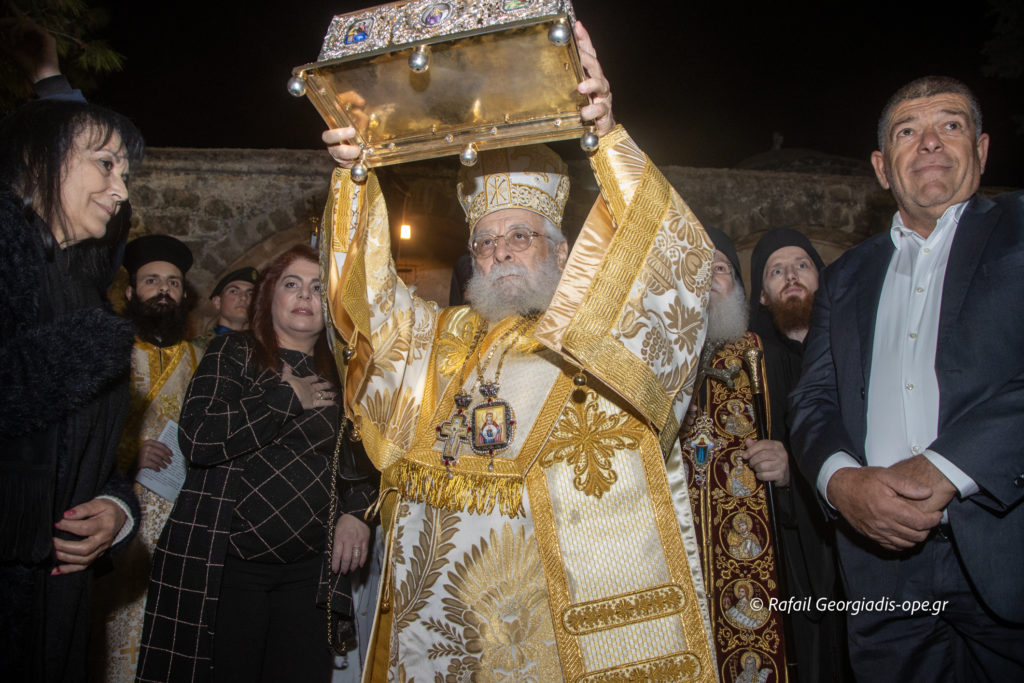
xmin=135 ymin=420 xmax=187 ymax=502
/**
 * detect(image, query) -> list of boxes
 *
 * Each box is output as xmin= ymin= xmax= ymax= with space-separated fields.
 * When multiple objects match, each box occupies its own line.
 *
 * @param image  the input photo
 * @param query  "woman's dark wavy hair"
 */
xmin=250 ymin=244 xmax=338 ymax=383
xmin=0 ymin=98 xmax=144 ymax=280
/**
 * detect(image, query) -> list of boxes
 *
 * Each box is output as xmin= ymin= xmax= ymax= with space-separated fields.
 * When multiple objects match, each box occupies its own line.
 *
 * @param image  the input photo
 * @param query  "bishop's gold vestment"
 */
xmin=323 ymin=126 xmax=717 ymax=682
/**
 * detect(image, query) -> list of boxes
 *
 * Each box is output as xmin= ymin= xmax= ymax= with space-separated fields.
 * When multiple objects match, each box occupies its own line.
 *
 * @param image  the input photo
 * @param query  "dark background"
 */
xmin=89 ymin=0 xmax=1023 ymax=187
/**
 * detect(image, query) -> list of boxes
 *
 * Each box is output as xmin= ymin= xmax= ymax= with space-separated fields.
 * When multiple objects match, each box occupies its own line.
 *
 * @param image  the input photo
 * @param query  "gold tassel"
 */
xmin=394 ymin=460 xmax=525 ymax=517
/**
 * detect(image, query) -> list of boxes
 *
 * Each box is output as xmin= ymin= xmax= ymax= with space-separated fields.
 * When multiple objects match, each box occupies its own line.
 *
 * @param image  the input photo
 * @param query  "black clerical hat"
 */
xmin=123 ymin=235 xmax=193 ymax=276
xmin=748 ymin=228 xmax=826 ymax=340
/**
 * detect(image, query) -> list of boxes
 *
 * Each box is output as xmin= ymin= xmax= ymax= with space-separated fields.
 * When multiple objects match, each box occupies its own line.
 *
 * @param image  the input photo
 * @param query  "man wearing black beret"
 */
xmin=196 ymin=266 xmax=259 ymax=349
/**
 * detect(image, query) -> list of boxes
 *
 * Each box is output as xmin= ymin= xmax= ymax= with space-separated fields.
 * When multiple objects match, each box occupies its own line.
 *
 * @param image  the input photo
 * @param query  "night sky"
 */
xmin=90 ymin=0 xmax=1022 ymax=187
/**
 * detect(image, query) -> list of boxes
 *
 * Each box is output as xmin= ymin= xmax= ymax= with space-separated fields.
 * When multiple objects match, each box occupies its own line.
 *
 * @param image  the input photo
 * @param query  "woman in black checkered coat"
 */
xmin=136 ymin=245 xmax=376 ymax=682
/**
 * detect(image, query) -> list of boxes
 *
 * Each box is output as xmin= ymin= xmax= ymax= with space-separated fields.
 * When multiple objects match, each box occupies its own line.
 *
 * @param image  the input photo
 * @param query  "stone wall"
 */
xmin=659 ymin=165 xmax=898 ymax=286
xmin=128 ymin=149 xmax=336 ymax=330
xmin=126 ymin=147 xmax=910 ymax=327
xmin=130 ymin=148 xmax=336 ymax=289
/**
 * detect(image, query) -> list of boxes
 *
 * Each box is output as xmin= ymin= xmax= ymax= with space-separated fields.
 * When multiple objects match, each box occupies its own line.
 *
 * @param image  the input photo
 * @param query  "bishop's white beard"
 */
xmin=706 ymin=283 xmax=749 ymax=346
xmin=465 ymin=251 xmax=563 ymax=323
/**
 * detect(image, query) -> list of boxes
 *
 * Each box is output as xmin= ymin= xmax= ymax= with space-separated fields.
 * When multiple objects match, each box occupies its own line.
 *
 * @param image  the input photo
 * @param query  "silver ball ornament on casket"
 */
xmin=350 ymin=162 xmax=369 ymax=184
xmin=287 ymin=75 xmax=307 ymax=97
xmin=548 ymin=20 xmax=571 ymax=47
xmin=409 ymin=46 xmax=430 ymax=73
xmin=459 ymin=144 xmax=479 ymax=166
xmin=580 ymin=130 xmax=600 ymax=153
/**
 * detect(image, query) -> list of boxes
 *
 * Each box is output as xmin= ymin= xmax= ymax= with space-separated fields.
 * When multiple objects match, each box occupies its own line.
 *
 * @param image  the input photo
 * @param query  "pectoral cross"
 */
xmin=120 ymin=634 xmax=141 ymax=665
xmin=437 ymin=412 xmax=471 ymax=475
xmin=697 ymin=339 xmax=741 ymax=390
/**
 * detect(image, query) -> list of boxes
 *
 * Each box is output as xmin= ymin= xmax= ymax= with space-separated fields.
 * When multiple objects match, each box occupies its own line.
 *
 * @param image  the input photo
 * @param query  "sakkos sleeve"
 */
xmin=320 ymin=168 xmax=442 ymax=473
xmin=535 ymin=125 xmax=712 ymax=448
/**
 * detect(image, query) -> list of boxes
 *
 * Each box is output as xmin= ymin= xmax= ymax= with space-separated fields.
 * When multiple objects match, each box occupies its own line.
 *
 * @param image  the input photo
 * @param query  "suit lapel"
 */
xmin=940 ymin=196 xmax=999 ymax=334
xmin=855 ymin=238 xmax=894 ymax=386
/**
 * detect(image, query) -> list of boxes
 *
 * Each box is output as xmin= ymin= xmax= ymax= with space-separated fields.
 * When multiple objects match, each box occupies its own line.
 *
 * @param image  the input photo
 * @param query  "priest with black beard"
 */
xmin=122 ymin=240 xmax=193 ymax=349
xmin=92 ymin=234 xmax=204 ymax=681
xmin=124 ymin=283 xmax=192 ymax=346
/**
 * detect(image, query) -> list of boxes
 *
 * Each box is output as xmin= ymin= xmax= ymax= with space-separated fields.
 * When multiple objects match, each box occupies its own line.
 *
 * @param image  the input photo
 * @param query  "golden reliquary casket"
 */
xmin=288 ymin=0 xmax=592 ymax=180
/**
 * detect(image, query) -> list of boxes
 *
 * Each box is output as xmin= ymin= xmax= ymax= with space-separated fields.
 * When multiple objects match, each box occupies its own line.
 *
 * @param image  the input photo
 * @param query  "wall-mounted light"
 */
xmin=400 ymin=224 xmax=412 ymax=240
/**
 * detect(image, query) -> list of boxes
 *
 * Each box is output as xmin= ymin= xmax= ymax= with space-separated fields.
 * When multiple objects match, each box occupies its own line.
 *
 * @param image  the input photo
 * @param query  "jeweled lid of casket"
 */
xmin=288 ymin=0 xmax=588 ymax=169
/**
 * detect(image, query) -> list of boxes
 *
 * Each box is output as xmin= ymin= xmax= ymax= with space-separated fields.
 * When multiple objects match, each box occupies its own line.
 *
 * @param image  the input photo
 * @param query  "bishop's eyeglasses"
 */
xmin=471 ymin=228 xmax=547 ymax=258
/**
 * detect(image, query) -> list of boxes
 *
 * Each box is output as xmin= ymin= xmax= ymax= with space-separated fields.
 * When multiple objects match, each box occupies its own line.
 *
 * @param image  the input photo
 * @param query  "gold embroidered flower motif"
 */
xmin=435 ymin=315 xmax=483 ymax=376
xmin=645 ymin=222 xmax=712 ymax=295
xmin=440 ymin=523 xmax=558 ymax=682
xmin=369 ymin=309 xmax=412 ymax=378
xmin=663 ymin=200 xmax=707 ymax=251
xmin=541 ymin=390 xmax=641 ymax=498
xmin=158 ymin=393 xmax=181 ymax=419
xmin=642 ymin=249 xmax=674 ymax=297
xmin=664 ymin=301 xmax=704 ymax=356
xmin=443 ymin=656 xmax=477 ymax=683
xmin=410 ymin=300 xmax=437 ymax=361
xmin=362 ymin=388 xmax=419 ymax=451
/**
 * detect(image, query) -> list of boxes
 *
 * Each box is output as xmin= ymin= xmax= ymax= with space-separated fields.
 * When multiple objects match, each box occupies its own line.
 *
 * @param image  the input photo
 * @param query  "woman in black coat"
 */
xmin=137 ymin=245 xmax=376 ymax=682
xmin=0 ymin=98 xmax=145 ymax=682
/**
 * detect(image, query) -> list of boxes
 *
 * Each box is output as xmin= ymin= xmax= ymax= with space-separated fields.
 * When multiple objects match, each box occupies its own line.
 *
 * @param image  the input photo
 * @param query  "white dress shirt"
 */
xmin=818 ymin=201 xmax=978 ymax=510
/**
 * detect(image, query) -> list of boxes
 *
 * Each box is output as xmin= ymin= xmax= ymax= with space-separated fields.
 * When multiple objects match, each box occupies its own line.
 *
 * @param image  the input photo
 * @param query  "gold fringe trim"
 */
xmin=393 ymin=459 xmax=525 ymax=518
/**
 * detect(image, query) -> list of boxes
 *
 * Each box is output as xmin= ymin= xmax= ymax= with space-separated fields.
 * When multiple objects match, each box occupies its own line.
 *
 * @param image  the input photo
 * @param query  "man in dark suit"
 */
xmin=790 ymin=76 xmax=1024 ymax=682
